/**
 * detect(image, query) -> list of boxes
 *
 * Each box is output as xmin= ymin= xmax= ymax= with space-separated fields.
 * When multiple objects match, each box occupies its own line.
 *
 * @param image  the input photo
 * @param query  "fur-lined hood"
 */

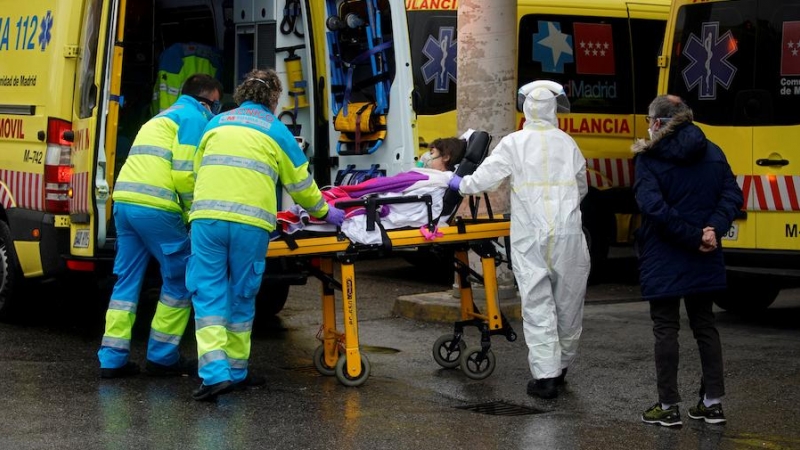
xmin=631 ymin=111 xmax=707 ymax=164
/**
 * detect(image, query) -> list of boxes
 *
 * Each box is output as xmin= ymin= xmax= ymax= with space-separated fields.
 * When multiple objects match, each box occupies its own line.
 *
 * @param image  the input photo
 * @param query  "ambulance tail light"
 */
xmin=44 ymin=118 xmax=72 ymax=214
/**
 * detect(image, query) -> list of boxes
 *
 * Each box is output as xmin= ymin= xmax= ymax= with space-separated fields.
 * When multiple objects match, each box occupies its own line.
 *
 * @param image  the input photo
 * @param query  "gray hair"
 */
xmin=649 ymin=94 xmax=693 ymax=120
xmin=234 ymin=69 xmax=282 ymax=112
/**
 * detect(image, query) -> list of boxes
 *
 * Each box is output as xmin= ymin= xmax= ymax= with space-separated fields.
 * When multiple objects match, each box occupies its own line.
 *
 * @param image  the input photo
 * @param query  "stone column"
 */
xmin=456 ymin=0 xmax=517 ymax=298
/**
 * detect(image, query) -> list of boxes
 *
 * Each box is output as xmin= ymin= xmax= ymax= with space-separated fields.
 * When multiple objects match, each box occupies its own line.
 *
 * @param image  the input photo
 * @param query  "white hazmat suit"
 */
xmin=456 ymin=84 xmax=590 ymax=380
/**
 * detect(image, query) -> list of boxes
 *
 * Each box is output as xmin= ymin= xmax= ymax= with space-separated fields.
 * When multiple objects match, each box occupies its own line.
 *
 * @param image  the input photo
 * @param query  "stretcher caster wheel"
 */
xmin=460 ymin=346 xmax=496 ymax=380
xmin=313 ymin=345 xmax=336 ymax=376
xmin=432 ymin=334 xmax=466 ymax=369
xmin=335 ymin=353 xmax=371 ymax=387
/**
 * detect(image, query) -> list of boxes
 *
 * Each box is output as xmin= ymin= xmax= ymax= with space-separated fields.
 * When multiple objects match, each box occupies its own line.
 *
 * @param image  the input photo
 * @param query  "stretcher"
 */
xmin=265 ymin=131 xmax=518 ymax=387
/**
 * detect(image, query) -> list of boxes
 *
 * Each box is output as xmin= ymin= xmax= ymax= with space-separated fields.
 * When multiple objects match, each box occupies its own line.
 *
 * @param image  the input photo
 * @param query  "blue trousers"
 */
xmin=187 ymin=219 xmax=269 ymax=385
xmin=98 ymin=202 xmax=192 ymax=369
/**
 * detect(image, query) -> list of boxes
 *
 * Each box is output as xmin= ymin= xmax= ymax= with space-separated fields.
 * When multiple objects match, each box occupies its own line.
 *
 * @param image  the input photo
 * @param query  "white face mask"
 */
xmin=648 ymin=127 xmax=654 ymax=140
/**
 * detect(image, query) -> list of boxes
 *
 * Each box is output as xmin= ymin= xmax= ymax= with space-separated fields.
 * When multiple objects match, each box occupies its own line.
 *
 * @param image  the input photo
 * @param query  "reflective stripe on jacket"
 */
xmin=189 ymin=101 xmax=328 ymax=231
xmin=113 ymin=95 xmax=213 ymax=217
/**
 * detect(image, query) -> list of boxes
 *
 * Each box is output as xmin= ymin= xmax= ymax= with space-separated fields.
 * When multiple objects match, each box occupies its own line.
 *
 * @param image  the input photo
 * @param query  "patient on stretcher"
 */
xmin=276 ymin=137 xmax=466 ymax=245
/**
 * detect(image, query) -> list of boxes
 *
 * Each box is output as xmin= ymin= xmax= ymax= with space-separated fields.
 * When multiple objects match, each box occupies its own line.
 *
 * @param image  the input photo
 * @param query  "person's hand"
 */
xmin=699 ymin=226 xmax=717 ymax=252
xmin=323 ymin=206 xmax=345 ymax=227
xmin=448 ymin=175 xmax=462 ymax=192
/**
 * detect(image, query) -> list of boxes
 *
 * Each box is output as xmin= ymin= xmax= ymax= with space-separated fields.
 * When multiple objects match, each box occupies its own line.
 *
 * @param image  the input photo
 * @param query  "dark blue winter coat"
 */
xmin=633 ymin=117 xmax=743 ymax=300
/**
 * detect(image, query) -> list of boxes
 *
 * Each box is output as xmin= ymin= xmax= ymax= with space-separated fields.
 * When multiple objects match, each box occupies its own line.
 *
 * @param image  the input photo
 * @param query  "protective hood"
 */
xmin=518 ymin=80 xmax=569 ymax=128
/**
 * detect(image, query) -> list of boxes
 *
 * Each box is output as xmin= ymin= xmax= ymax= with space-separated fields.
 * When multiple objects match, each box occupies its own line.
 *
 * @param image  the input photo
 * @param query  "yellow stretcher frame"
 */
xmin=265 ymin=217 xmax=514 ymax=386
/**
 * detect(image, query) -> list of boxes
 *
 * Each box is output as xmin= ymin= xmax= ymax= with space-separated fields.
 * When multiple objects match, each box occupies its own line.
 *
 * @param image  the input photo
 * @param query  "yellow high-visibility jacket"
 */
xmin=190 ymin=101 xmax=328 ymax=231
xmin=114 ymin=95 xmax=214 ymax=218
xmin=152 ymin=43 xmax=221 ymax=115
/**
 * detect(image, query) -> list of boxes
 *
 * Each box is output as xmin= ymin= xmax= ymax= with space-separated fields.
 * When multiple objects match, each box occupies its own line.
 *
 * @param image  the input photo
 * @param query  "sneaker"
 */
xmin=527 ymin=377 xmax=558 ymax=399
xmin=100 ymin=362 xmax=140 ymax=379
xmin=146 ymin=357 xmax=198 ymax=377
xmin=642 ymin=403 xmax=683 ymax=427
xmin=192 ymin=380 xmax=234 ymax=401
xmin=233 ymin=373 xmax=267 ymax=391
xmin=688 ymin=401 xmax=727 ymax=424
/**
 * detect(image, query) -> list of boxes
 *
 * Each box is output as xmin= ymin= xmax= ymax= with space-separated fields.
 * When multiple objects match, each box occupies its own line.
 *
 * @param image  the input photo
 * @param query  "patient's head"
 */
xmin=423 ymin=137 xmax=466 ymax=172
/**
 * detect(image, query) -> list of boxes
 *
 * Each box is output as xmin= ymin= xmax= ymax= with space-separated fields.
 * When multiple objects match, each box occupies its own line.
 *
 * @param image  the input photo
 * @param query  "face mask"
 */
xmin=416 ymin=151 xmax=441 ymax=168
xmin=648 ymin=127 xmax=654 ymax=140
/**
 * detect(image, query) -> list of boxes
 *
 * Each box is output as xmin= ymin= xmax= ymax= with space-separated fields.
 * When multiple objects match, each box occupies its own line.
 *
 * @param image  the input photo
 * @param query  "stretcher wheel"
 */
xmin=313 ymin=345 xmax=337 ymax=376
xmin=432 ymin=334 xmax=467 ymax=369
xmin=335 ymin=353 xmax=371 ymax=387
xmin=460 ymin=346 xmax=496 ymax=380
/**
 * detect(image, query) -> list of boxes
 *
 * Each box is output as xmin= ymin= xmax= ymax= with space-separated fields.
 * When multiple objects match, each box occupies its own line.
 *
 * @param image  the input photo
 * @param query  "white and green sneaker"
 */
xmin=642 ymin=403 xmax=683 ymax=427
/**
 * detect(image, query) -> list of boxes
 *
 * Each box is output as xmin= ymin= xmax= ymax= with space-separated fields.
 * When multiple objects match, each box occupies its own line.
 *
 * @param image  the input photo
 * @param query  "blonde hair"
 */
xmin=234 ymin=69 xmax=282 ymax=112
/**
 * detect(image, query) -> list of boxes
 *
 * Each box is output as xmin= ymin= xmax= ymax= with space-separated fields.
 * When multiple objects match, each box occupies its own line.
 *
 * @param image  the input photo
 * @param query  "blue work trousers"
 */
xmin=187 ymin=219 xmax=268 ymax=386
xmin=98 ymin=202 xmax=192 ymax=369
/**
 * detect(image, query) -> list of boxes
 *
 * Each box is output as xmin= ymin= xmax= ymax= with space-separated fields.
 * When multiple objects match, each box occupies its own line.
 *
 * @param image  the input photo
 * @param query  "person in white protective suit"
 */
xmin=448 ymin=80 xmax=590 ymax=399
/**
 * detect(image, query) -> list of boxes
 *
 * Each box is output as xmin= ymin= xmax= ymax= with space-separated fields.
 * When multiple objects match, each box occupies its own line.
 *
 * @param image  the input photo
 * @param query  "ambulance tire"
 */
xmin=256 ymin=283 xmax=290 ymax=317
xmin=714 ymin=280 xmax=779 ymax=313
xmin=0 ymin=220 xmax=22 ymax=321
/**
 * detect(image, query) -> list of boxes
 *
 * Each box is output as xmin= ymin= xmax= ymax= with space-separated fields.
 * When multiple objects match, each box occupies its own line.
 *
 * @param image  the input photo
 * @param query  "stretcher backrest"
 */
xmin=439 ymin=130 xmax=492 ymax=221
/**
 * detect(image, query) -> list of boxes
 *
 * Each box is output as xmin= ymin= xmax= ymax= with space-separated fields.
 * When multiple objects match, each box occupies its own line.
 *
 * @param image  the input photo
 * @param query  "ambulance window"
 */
xmin=517 ymin=15 xmax=633 ymax=115
xmin=78 ymin=0 xmax=104 ymax=119
xmin=630 ymin=19 xmax=667 ymax=114
xmin=755 ymin=0 xmax=800 ymax=126
xmin=666 ymin=1 xmax=758 ymax=126
xmin=407 ymin=10 xmax=457 ymax=116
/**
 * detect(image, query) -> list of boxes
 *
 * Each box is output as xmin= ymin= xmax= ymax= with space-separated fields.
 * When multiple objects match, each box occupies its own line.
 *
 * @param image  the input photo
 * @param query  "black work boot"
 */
xmin=100 ymin=362 xmax=140 ymax=379
xmin=555 ymin=368 xmax=568 ymax=386
xmin=146 ymin=357 xmax=198 ymax=377
xmin=192 ymin=380 xmax=234 ymax=401
xmin=527 ymin=377 xmax=559 ymax=399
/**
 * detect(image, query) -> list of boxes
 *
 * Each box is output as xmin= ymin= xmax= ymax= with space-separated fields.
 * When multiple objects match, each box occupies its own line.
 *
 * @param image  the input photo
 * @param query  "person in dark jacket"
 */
xmin=633 ymin=95 xmax=743 ymax=427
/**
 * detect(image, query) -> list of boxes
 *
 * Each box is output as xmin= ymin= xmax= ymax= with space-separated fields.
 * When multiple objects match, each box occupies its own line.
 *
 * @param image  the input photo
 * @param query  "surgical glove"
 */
xmin=323 ymin=206 xmax=346 ymax=227
xmin=448 ymin=175 xmax=462 ymax=192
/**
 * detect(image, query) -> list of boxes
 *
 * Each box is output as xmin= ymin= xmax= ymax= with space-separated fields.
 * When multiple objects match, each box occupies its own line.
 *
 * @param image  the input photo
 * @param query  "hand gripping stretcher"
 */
xmin=265 ymin=131 xmax=517 ymax=386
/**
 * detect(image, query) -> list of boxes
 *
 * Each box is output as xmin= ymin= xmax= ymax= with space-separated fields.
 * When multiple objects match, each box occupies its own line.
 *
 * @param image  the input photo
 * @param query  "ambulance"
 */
xmin=407 ymin=0 xmax=672 ymax=265
xmin=0 ymin=0 xmax=423 ymax=318
xmin=658 ymin=0 xmax=800 ymax=311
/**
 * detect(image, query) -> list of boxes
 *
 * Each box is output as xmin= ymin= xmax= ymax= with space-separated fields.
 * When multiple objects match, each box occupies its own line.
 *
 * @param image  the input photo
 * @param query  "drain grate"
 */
xmin=456 ymin=401 xmax=545 ymax=416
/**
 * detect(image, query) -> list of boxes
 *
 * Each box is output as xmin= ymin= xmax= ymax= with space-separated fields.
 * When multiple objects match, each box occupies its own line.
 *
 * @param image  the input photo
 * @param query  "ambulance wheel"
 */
xmin=460 ymin=346 xmax=496 ymax=380
xmin=335 ymin=353 xmax=371 ymax=387
xmin=313 ymin=345 xmax=337 ymax=376
xmin=0 ymin=220 xmax=22 ymax=321
xmin=432 ymin=334 xmax=467 ymax=369
xmin=715 ymin=277 xmax=779 ymax=313
xmin=256 ymin=283 xmax=290 ymax=317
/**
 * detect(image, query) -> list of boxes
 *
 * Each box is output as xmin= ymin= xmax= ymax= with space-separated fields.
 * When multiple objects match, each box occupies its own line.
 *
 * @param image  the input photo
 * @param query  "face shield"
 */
xmin=517 ymin=80 xmax=570 ymax=114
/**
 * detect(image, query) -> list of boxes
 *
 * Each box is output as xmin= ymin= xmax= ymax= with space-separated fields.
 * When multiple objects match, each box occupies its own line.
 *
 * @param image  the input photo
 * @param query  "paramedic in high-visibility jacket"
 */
xmin=187 ymin=69 xmax=345 ymax=401
xmin=98 ymin=74 xmax=223 ymax=379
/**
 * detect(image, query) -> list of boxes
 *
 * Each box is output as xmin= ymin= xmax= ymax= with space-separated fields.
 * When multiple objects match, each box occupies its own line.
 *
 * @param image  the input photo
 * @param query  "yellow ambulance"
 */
xmin=659 ymin=0 xmax=800 ymax=311
xmin=407 ymin=0 xmax=671 ymax=265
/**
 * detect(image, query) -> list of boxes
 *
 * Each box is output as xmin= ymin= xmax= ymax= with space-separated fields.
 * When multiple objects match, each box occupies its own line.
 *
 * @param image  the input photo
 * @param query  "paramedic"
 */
xmin=187 ymin=69 xmax=345 ymax=401
xmin=448 ymin=81 xmax=590 ymax=399
xmin=636 ymin=95 xmax=742 ymax=427
xmin=98 ymin=74 xmax=223 ymax=379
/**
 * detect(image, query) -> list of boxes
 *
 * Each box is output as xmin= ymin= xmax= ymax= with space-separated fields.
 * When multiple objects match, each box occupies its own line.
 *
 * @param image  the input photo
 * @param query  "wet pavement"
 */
xmin=1 ymin=253 xmax=799 ymax=450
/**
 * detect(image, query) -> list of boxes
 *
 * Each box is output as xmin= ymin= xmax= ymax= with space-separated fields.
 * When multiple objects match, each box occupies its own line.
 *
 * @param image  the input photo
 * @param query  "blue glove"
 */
xmin=324 ymin=206 xmax=346 ymax=227
xmin=448 ymin=175 xmax=463 ymax=192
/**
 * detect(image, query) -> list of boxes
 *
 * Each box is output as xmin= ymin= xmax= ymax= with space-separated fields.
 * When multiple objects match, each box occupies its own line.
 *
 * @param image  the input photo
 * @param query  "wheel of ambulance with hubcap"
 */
xmin=313 ymin=345 xmax=336 ymax=376
xmin=335 ymin=353 xmax=371 ymax=387
xmin=432 ymin=334 xmax=467 ymax=369
xmin=460 ymin=346 xmax=496 ymax=380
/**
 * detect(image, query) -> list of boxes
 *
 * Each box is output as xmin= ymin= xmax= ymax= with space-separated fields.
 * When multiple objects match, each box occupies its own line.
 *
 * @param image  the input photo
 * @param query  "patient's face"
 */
xmin=424 ymin=147 xmax=448 ymax=171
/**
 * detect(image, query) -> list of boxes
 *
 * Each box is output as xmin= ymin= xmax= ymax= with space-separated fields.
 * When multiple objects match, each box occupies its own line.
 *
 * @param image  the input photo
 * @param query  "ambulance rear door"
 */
xmin=69 ymin=0 xmax=125 ymax=264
